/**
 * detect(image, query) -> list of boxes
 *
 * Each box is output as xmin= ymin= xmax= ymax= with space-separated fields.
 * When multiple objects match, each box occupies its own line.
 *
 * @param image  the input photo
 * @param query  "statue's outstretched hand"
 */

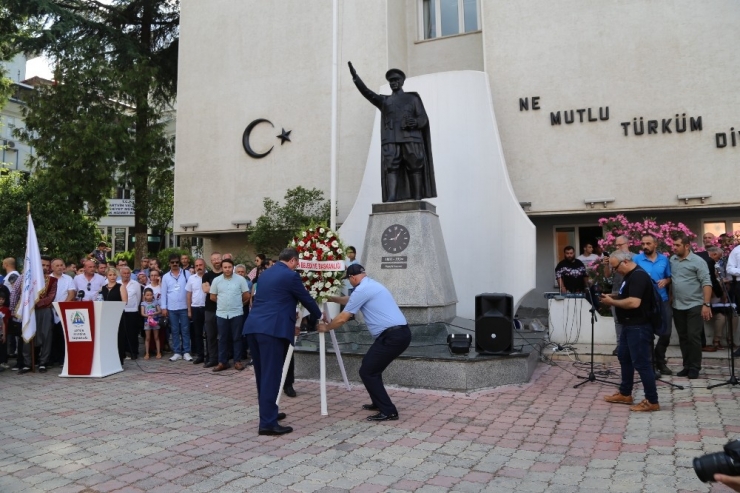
xmin=348 ymin=61 xmax=357 ymax=79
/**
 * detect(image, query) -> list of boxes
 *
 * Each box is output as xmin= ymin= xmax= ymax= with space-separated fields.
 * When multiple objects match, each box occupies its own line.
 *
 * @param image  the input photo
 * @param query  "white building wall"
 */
xmin=483 ymin=0 xmax=740 ymax=214
xmin=175 ymin=0 xmax=390 ymax=234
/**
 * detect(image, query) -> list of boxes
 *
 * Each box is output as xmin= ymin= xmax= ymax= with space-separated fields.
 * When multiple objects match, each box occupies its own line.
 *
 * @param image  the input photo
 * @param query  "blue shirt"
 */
xmin=344 ymin=277 xmax=407 ymax=338
xmin=160 ymin=269 xmax=189 ymax=311
xmin=210 ymin=274 xmax=249 ymax=319
xmin=633 ymin=252 xmax=671 ymax=301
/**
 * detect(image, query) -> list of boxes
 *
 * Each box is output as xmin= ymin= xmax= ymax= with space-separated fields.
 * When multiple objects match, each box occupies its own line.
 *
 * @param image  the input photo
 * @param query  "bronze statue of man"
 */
xmin=349 ymin=62 xmax=437 ymax=202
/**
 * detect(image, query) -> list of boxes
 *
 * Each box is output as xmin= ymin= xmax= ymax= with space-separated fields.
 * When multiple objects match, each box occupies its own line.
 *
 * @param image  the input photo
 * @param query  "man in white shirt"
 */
xmin=119 ymin=266 xmax=142 ymax=362
xmin=186 ymin=258 xmax=207 ymax=364
xmin=577 ymin=243 xmax=600 ymax=270
xmin=50 ymin=258 xmax=76 ymax=366
xmin=725 ymin=244 xmax=740 ymax=357
xmin=161 ymin=254 xmax=191 ymax=361
xmin=74 ymin=260 xmax=107 ymax=301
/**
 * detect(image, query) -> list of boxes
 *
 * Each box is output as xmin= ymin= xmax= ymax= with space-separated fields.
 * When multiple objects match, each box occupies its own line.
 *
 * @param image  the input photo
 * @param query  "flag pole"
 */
xmin=27 ymin=202 xmax=35 ymax=372
xmin=329 ymin=0 xmax=338 ymax=231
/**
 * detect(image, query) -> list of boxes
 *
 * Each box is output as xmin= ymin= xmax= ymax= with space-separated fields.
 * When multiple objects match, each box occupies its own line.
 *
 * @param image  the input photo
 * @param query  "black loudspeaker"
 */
xmin=475 ymin=293 xmax=514 ymax=353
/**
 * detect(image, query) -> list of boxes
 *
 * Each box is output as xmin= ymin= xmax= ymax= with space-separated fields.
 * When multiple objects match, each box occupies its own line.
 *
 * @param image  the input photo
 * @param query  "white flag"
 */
xmin=17 ymin=214 xmax=44 ymax=343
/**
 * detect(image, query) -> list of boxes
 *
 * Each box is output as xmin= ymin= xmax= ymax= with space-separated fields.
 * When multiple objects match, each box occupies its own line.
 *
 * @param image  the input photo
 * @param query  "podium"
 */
xmin=53 ymin=301 xmax=124 ymax=377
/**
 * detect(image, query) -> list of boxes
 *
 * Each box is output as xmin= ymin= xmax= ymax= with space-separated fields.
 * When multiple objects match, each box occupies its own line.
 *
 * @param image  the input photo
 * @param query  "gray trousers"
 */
xmin=204 ymin=310 xmax=218 ymax=364
xmin=673 ymin=305 xmax=703 ymax=372
xmin=22 ymin=307 xmax=53 ymax=367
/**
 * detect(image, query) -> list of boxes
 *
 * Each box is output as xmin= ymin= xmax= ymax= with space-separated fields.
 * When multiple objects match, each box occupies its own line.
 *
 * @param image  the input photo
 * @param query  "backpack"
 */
xmin=647 ymin=278 xmax=669 ymax=337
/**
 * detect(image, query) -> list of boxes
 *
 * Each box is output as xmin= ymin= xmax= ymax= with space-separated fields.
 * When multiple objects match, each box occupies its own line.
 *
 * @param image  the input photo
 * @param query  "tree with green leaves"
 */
xmin=2 ymin=0 xmax=179 ymax=268
xmin=0 ymin=171 xmax=100 ymax=261
xmin=249 ymin=186 xmax=332 ymax=256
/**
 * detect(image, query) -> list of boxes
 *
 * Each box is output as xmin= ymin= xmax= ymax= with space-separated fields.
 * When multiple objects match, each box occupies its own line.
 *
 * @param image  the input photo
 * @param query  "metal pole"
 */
xmin=329 ymin=0 xmax=338 ymax=231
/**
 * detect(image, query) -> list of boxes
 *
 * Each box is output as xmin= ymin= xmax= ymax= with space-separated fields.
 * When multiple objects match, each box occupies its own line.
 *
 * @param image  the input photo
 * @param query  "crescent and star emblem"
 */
xmin=242 ymin=119 xmax=292 ymax=159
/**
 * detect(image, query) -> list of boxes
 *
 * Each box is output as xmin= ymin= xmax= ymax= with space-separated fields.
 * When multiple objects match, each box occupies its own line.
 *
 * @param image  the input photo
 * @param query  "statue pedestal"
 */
xmin=361 ymin=200 xmax=457 ymax=324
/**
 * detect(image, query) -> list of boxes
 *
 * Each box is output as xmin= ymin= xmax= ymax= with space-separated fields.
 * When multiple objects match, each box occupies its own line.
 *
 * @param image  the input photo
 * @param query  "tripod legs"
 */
xmin=707 ymin=306 xmax=739 ymax=389
xmin=573 ymin=308 xmax=620 ymax=389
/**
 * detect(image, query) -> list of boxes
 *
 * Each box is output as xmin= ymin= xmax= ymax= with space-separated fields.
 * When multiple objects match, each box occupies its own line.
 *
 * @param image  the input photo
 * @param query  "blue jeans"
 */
xmin=168 ymin=309 xmax=191 ymax=355
xmin=217 ymin=315 xmax=244 ymax=365
xmin=618 ymin=323 xmax=658 ymax=404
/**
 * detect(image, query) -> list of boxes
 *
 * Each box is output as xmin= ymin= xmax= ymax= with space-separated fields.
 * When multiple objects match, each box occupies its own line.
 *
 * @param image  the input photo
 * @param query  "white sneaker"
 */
xmin=170 ymin=353 xmax=182 ymax=361
xmin=183 ymin=353 xmax=193 ymax=361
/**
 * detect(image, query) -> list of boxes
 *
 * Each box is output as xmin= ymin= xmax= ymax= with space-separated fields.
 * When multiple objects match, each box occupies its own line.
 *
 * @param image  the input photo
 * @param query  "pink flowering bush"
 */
xmin=590 ymin=215 xmax=698 ymax=292
xmin=597 ymin=214 xmax=698 ymax=254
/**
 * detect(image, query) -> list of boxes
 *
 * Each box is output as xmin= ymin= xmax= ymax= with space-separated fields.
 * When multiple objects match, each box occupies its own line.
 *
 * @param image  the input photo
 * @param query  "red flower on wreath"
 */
xmin=289 ymin=226 xmax=347 ymax=302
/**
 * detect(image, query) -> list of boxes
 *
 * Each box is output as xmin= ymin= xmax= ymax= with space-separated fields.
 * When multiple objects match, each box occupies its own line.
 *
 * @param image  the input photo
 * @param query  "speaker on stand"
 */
xmin=475 ymin=293 xmax=514 ymax=354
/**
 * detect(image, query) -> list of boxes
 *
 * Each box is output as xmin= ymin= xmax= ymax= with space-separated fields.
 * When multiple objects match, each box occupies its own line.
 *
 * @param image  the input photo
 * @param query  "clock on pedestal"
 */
xmin=381 ymin=224 xmax=410 ymax=254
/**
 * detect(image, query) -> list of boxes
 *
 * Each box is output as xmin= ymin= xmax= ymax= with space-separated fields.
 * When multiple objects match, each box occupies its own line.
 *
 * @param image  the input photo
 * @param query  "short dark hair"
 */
xmin=347 ymin=246 xmax=356 ymax=253
xmin=221 ymin=258 xmax=234 ymax=267
xmin=278 ymin=248 xmax=299 ymax=262
xmin=641 ymin=233 xmax=658 ymax=243
xmin=143 ymin=287 xmax=154 ymax=295
xmin=40 ymin=255 xmax=52 ymax=262
xmin=564 ymin=245 xmax=575 ymax=253
xmin=168 ymin=253 xmax=179 ymax=262
xmin=671 ymin=232 xmax=689 ymax=245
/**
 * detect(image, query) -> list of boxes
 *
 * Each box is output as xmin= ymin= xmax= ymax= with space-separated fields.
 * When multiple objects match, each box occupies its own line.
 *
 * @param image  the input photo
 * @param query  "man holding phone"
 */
xmin=600 ymin=250 xmax=660 ymax=412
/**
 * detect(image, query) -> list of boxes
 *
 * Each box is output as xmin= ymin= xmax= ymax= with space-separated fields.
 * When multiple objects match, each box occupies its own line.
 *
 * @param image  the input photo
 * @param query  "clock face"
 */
xmin=381 ymin=224 xmax=410 ymax=253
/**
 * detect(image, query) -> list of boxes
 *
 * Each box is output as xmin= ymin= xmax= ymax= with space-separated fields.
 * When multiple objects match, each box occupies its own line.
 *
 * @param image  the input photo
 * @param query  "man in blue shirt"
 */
xmin=633 ymin=234 xmax=673 ymax=376
xmin=210 ymin=258 xmax=250 ymax=372
xmin=321 ymin=264 xmax=411 ymax=422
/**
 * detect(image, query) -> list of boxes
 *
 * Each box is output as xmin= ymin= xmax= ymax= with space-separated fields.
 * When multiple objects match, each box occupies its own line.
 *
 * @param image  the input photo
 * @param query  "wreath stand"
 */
xmin=276 ymin=301 xmax=351 ymax=415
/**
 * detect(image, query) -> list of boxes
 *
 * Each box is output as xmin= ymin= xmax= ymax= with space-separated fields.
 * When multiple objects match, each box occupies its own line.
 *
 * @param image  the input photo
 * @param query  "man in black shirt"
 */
xmin=200 ymin=252 xmax=223 ymax=368
xmin=600 ymin=250 xmax=660 ymax=412
xmin=555 ymin=246 xmax=589 ymax=294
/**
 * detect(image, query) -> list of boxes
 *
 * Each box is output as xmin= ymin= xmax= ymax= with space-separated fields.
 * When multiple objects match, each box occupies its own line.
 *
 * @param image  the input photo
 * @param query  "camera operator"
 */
xmin=716 ymin=475 xmax=740 ymax=491
xmin=600 ymin=250 xmax=660 ymax=412
xmin=693 ymin=439 xmax=740 ymax=490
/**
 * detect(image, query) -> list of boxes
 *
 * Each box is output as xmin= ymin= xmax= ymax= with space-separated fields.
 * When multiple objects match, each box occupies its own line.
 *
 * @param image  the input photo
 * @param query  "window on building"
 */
xmin=554 ymin=225 xmax=604 ymax=262
xmin=421 ymin=0 xmax=479 ymax=40
xmin=115 ymin=187 xmax=133 ymax=200
xmin=703 ymin=219 xmax=740 ymax=237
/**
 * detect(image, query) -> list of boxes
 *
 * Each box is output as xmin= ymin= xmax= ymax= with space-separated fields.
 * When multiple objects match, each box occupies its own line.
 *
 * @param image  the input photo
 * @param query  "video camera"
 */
xmin=693 ymin=439 xmax=740 ymax=482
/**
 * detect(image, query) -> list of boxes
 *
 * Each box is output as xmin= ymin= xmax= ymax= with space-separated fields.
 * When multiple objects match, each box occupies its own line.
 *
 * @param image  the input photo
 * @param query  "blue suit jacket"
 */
xmin=243 ymin=262 xmax=322 ymax=342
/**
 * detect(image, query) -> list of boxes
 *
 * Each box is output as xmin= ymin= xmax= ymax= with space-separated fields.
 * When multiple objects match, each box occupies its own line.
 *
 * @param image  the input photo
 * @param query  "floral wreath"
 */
xmin=289 ymin=225 xmax=346 ymax=303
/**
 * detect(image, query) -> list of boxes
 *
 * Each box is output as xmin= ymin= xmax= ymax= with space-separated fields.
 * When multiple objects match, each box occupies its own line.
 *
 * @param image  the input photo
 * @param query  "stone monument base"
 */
xmin=361 ymin=200 xmax=457 ymax=324
xmin=294 ymin=319 xmax=541 ymax=391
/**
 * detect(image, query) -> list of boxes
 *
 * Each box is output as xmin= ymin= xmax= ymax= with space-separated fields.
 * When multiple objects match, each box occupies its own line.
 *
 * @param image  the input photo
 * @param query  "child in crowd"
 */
xmin=140 ymin=288 xmax=161 ymax=359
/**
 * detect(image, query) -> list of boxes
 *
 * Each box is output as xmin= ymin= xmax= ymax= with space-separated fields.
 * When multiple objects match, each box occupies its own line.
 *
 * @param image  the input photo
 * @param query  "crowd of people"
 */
xmin=0 ymin=245 xmax=281 ymax=376
xmin=554 ymin=231 xmax=740 ymax=413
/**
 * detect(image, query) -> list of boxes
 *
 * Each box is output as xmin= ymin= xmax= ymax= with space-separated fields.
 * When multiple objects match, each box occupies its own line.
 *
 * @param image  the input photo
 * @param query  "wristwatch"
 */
xmin=703 ymin=303 xmax=711 ymax=307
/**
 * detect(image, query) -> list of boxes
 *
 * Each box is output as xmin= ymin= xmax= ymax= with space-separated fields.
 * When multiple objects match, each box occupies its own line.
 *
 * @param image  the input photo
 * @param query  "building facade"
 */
xmin=174 ymin=0 xmax=740 ymax=310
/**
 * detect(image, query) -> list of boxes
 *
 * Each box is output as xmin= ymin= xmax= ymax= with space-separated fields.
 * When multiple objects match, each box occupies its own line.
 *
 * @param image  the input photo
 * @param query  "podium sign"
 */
xmin=54 ymin=301 xmax=124 ymax=378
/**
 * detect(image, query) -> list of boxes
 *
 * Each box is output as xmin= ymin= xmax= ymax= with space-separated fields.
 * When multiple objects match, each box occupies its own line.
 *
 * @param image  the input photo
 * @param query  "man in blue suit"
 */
xmin=243 ymin=248 xmax=322 ymax=436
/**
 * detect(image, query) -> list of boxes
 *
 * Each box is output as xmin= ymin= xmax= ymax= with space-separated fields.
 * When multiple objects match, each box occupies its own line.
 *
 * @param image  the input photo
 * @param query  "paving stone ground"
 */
xmin=1 ymin=355 xmax=739 ymax=493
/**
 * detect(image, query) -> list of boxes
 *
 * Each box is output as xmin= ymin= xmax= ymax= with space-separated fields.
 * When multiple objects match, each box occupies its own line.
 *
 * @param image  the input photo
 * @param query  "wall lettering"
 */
xmin=519 ymin=96 xmax=540 ymax=111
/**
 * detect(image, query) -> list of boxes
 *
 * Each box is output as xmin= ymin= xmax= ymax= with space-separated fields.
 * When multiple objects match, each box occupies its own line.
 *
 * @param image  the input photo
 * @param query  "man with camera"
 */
xmin=600 ymin=250 xmax=660 ymax=412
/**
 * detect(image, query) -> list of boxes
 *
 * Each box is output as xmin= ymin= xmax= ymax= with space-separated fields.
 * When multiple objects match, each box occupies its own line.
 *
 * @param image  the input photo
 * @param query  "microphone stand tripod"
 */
xmin=707 ymin=275 xmax=739 ymax=389
xmin=574 ymin=287 xmax=620 ymax=389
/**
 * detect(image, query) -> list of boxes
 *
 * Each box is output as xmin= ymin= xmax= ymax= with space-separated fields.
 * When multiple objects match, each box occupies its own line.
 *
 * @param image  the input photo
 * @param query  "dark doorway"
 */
xmin=578 ymin=226 xmax=603 ymax=255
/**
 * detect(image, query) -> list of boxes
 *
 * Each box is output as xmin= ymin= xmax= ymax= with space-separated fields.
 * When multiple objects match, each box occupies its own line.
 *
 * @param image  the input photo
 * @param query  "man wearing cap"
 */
xmin=348 ymin=62 xmax=436 ymax=203
xmin=243 ymin=248 xmax=322 ymax=436
xmin=321 ymin=264 xmax=411 ymax=422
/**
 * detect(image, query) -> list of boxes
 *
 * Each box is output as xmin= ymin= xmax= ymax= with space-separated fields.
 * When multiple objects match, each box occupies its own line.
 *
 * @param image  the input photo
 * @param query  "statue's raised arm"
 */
xmin=348 ymin=61 xmax=383 ymax=110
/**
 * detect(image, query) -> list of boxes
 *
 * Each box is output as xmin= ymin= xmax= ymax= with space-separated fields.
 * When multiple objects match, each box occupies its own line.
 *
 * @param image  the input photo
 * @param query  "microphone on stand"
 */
xmin=76 ymin=290 xmax=85 ymax=301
